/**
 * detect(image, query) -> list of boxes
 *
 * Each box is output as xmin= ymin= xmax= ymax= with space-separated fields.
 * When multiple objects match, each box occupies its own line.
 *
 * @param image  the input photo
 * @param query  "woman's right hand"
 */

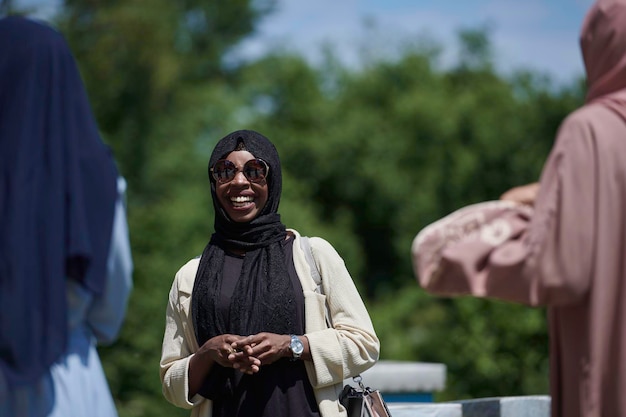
xmin=196 ymin=334 xmax=240 ymax=367
xmin=500 ymin=182 xmax=540 ymax=206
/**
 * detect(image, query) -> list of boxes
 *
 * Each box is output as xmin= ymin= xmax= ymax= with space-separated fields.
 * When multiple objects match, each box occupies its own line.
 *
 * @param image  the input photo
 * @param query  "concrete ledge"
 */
xmin=380 ymin=396 xmax=551 ymax=417
xmin=344 ymin=360 xmax=447 ymax=393
xmin=453 ymin=396 xmax=551 ymax=417
xmin=388 ymin=403 xmax=462 ymax=417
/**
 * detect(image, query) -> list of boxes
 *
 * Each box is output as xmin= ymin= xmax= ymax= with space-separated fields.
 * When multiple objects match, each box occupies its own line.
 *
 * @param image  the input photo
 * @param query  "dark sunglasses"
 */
xmin=210 ymin=158 xmax=269 ymax=184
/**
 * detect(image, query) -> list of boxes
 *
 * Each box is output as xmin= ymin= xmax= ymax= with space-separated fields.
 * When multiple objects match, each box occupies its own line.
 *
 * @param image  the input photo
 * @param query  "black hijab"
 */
xmin=0 ymin=17 xmax=118 ymax=385
xmin=191 ymin=130 xmax=298 ymax=398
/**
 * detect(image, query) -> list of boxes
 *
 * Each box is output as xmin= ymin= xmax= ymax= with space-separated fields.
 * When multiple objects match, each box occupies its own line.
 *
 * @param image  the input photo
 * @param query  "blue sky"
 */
xmin=21 ymin=0 xmax=595 ymax=84
xmin=233 ymin=0 xmax=595 ymax=84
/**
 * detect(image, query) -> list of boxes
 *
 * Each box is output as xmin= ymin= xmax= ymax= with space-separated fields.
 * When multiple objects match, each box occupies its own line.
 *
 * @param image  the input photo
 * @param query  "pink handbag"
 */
xmin=411 ymin=201 xmax=533 ymax=296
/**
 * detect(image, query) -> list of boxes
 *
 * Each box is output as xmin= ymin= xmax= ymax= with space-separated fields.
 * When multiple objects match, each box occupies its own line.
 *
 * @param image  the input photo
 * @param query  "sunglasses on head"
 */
xmin=210 ymin=158 xmax=269 ymax=184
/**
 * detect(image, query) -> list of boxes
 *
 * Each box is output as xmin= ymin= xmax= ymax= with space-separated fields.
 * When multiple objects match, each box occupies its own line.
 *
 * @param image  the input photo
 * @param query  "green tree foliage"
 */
xmin=13 ymin=2 xmax=585 ymax=414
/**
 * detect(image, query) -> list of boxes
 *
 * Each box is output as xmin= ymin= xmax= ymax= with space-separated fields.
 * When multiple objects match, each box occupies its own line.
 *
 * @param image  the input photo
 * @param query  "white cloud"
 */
xmin=235 ymin=0 xmax=588 ymax=83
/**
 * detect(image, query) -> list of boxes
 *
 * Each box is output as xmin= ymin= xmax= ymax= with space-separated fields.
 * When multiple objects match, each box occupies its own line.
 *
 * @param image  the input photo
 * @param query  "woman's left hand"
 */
xmin=231 ymin=332 xmax=291 ymax=366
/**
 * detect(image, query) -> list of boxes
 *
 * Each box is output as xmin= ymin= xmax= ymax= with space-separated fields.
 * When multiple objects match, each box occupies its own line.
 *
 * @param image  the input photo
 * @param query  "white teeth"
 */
xmin=231 ymin=196 xmax=253 ymax=203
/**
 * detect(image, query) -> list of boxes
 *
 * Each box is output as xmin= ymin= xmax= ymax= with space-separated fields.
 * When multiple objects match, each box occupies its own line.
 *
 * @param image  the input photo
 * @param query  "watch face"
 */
xmin=290 ymin=335 xmax=304 ymax=356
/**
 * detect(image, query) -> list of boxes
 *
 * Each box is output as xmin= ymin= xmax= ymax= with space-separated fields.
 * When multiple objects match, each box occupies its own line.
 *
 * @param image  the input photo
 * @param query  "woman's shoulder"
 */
xmin=172 ymin=257 xmax=200 ymax=295
xmin=307 ymin=236 xmax=337 ymax=254
xmin=288 ymin=228 xmax=340 ymax=259
xmin=562 ymin=102 xmax=623 ymax=130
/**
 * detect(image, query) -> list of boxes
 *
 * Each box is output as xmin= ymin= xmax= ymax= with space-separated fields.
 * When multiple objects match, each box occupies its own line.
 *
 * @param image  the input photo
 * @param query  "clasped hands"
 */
xmin=203 ymin=332 xmax=291 ymax=375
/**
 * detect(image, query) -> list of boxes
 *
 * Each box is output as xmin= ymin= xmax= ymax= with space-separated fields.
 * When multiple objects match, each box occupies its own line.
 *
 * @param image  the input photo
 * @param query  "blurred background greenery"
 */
xmin=5 ymin=1 xmax=585 ymax=415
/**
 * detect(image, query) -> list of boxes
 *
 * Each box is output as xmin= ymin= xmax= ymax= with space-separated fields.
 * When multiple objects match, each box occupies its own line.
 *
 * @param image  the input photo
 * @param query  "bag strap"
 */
xmin=299 ymin=236 xmax=332 ymax=327
xmin=300 ymin=236 xmax=322 ymax=291
xmin=300 ymin=236 xmax=362 ymax=382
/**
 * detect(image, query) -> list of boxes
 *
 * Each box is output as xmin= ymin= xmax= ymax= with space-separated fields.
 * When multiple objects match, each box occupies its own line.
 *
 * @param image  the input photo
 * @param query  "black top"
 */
xmin=212 ymin=236 xmax=321 ymax=417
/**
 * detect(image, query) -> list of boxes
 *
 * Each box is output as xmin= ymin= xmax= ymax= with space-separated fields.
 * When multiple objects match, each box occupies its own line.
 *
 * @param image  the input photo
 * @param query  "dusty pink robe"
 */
xmin=412 ymin=1 xmax=626 ymax=417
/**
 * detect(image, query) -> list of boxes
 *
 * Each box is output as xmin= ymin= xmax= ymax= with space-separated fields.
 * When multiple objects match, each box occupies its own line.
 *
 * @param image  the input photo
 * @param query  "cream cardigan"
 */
xmin=159 ymin=229 xmax=380 ymax=417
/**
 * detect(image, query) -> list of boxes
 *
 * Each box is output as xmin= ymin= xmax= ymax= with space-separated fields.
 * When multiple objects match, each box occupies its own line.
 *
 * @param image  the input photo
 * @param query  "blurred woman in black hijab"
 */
xmin=0 ymin=16 xmax=133 ymax=417
xmin=160 ymin=130 xmax=379 ymax=417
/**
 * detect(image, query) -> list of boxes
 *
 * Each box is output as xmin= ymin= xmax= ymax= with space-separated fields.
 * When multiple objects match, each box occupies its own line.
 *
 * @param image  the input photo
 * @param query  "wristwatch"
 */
xmin=289 ymin=335 xmax=304 ymax=360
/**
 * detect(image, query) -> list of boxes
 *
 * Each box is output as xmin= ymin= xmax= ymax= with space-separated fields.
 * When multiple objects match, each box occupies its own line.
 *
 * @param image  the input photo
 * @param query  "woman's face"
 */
xmin=214 ymin=150 xmax=269 ymax=223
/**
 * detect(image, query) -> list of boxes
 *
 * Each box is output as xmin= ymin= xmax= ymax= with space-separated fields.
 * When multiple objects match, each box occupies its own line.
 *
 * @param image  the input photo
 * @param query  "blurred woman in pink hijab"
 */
xmin=412 ymin=1 xmax=626 ymax=416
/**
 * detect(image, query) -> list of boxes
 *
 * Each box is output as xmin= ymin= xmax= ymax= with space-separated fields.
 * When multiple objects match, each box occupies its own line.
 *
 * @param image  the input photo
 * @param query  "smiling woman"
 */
xmin=159 ymin=129 xmax=380 ymax=417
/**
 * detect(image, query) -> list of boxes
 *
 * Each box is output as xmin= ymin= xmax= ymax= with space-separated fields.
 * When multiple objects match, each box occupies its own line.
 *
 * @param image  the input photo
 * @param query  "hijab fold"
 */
xmin=0 ymin=17 xmax=118 ymax=386
xmin=191 ymin=130 xmax=298 ymax=400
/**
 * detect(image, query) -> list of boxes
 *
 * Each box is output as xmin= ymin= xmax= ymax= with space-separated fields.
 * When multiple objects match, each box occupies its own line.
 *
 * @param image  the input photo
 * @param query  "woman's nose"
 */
xmin=231 ymin=170 xmax=249 ymax=185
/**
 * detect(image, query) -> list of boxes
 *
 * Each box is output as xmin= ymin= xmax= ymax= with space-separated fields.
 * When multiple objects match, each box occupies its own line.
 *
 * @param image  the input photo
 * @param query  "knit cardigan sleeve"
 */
xmin=297 ymin=234 xmax=380 ymax=388
xmin=159 ymin=258 xmax=207 ymax=410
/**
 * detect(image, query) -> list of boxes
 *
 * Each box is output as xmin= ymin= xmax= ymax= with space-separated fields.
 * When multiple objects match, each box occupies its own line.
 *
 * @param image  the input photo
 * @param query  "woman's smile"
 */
xmin=229 ymin=195 xmax=255 ymax=208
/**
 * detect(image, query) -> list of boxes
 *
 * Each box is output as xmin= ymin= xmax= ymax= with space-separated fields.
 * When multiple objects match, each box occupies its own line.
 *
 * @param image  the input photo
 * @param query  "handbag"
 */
xmin=339 ymin=375 xmax=392 ymax=417
xmin=412 ymin=200 xmax=533 ymax=293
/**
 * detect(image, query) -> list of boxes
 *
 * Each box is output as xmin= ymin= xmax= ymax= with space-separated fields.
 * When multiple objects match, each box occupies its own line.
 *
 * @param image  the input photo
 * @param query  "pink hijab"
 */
xmin=582 ymin=0 xmax=626 ymax=118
